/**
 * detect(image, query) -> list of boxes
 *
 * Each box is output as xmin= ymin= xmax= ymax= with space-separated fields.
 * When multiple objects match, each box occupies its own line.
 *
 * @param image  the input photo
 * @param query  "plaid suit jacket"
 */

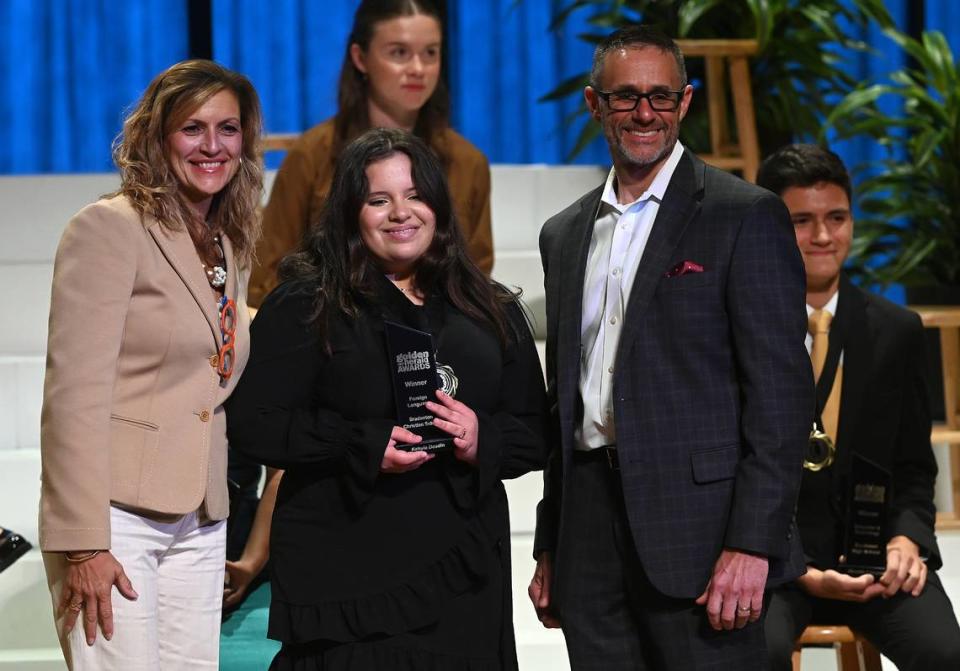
xmin=535 ymin=150 xmax=813 ymax=599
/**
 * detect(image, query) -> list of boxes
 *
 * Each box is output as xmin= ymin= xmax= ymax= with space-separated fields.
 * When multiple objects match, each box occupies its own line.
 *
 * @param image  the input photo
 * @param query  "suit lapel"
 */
xmin=556 ymin=186 xmax=603 ymax=431
xmin=616 ymin=151 xmax=703 ymax=363
xmin=833 ymin=275 xmax=869 ymax=477
xmin=148 ymin=219 xmax=221 ymax=346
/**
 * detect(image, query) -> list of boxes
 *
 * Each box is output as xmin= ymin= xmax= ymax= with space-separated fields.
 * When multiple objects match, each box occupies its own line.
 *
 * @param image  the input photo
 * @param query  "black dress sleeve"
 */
xmin=226 ymin=285 xmax=393 ymax=494
xmin=448 ymin=299 xmax=549 ymax=506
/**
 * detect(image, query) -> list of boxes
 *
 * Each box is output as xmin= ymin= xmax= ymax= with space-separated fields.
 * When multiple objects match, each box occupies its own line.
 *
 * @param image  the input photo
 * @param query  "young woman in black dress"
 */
xmin=226 ymin=128 xmax=546 ymax=670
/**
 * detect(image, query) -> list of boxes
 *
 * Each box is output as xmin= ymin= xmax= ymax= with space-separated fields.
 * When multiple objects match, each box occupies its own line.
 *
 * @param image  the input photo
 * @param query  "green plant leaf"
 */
xmin=566 ymin=120 xmax=604 ymax=162
xmin=921 ymin=31 xmax=957 ymax=93
xmin=743 ymin=0 xmax=773 ymax=48
xmin=677 ymin=0 xmax=724 ymax=37
xmin=539 ymin=73 xmax=591 ymax=102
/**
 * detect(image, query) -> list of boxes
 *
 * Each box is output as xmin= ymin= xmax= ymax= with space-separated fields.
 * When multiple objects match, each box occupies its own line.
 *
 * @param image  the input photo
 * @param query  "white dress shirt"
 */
xmin=577 ymin=141 xmax=686 ymax=451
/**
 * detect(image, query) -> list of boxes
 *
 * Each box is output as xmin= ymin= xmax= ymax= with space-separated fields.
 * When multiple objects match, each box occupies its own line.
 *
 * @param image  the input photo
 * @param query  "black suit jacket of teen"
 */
xmin=797 ymin=274 xmax=941 ymax=570
xmin=534 ymin=150 xmax=814 ymax=599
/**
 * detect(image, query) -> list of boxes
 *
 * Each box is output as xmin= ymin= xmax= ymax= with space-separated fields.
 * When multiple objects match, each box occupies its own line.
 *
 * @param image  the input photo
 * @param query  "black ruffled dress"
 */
xmin=226 ymin=279 xmax=547 ymax=670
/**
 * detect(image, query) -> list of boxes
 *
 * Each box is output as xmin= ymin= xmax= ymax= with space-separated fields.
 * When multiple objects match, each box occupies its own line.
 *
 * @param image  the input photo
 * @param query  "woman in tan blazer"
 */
xmin=39 ymin=60 xmax=262 ymax=670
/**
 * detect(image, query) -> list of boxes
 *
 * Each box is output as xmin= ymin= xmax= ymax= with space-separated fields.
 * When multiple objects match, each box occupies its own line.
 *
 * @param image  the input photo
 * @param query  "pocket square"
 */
xmin=664 ymin=260 xmax=704 ymax=278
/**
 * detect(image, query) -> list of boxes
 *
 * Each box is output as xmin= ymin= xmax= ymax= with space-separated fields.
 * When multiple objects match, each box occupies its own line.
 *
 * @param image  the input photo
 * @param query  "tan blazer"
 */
xmin=39 ymin=195 xmax=251 ymax=551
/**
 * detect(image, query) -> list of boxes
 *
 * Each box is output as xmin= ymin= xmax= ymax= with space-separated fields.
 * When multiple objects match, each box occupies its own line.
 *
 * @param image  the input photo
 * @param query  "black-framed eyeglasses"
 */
xmin=595 ymin=89 xmax=685 ymax=112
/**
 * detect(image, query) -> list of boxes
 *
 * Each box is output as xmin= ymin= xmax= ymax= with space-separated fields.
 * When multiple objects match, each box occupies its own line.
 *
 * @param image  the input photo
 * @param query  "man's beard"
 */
xmin=609 ymin=123 xmax=675 ymax=169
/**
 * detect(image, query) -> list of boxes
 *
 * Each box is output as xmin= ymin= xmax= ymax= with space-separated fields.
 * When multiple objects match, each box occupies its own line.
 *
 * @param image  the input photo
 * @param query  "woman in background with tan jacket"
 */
xmin=247 ymin=0 xmax=493 ymax=309
xmin=39 ymin=59 xmax=262 ymax=670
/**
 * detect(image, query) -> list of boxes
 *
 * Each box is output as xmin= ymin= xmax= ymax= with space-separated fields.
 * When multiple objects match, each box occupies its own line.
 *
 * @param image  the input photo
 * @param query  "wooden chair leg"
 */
xmin=727 ymin=55 xmax=760 ymax=183
xmin=704 ymin=55 xmax=729 ymax=157
xmin=837 ymin=640 xmax=860 ymax=670
xmin=860 ymin=639 xmax=883 ymax=671
xmin=940 ymin=326 xmax=960 ymax=514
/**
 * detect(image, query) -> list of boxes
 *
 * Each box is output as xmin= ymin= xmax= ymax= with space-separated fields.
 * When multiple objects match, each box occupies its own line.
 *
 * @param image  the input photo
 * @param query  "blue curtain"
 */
xmin=825 ymin=0 xmax=910 ymax=176
xmin=821 ymin=0 xmax=910 ymax=302
xmin=212 ymin=0 xmax=357 ymax=140
xmin=2 ymin=0 xmax=959 ymax=174
xmin=446 ymin=0 xmax=609 ymax=165
xmin=0 ymin=0 xmax=188 ymax=174
xmin=926 ymin=0 xmax=960 ymax=52
xmin=212 ymin=0 xmax=610 ymax=166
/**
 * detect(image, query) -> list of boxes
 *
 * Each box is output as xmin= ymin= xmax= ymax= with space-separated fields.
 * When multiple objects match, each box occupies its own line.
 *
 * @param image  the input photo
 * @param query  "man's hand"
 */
xmin=880 ymin=535 xmax=927 ymax=597
xmin=797 ymin=567 xmax=885 ymax=602
xmin=528 ymin=552 xmax=561 ymax=628
xmin=695 ymin=548 xmax=767 ymax=631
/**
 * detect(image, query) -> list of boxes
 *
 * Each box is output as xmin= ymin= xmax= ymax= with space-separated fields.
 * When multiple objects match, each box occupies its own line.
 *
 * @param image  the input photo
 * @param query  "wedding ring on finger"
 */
xmin=737 ymin=606 xmax=752 ymax=615
xmin=458 ymin=428 xmax=466 ymax=439
xmin=68 ymin=601 xmax=83 ymax=612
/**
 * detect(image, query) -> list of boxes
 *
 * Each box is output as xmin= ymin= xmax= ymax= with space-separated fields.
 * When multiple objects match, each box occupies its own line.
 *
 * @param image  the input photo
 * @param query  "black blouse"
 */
xmin=226 ymin=277 xmax=547 ymax=659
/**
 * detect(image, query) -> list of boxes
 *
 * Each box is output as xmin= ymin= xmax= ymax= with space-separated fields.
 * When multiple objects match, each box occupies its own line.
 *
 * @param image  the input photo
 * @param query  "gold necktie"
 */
xmin=809 ymin=309 xmax=841 ymax=442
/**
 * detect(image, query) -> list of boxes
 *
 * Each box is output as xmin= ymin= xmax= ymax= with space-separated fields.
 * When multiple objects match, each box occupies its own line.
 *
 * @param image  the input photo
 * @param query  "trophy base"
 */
xmin=398 ymin=438 xmax=452 ymax=454
xmin=836 ymin=554 xmax=886 ymax=578
xmin=837 ymin=564 xmax=886 ymax=579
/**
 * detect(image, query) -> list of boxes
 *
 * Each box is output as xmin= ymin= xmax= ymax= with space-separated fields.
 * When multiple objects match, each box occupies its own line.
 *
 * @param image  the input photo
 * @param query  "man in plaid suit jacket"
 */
xmin=527 ymin=26 xmax=813 ymax=669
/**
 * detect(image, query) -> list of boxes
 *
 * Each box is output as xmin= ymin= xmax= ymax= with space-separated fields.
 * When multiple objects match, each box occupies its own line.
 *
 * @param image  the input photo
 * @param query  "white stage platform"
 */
xmin=1 ymin=166 xmax=956 ymax=670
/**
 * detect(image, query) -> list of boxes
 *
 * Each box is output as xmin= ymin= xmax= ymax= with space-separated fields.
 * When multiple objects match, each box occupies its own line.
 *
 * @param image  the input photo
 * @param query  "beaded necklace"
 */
xmin=202 ymin=235 xmax=227 ymax=290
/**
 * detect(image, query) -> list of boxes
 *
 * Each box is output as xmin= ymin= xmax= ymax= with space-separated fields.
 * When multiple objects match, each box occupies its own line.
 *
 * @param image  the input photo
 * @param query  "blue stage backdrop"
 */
xmin=445 ymin=0 xmax=610 ymax=165
xmin=212 ymin=0 xmax=355 ymax=142
xmin=0 ymin=0 xmax=188 ymax=174
xmin=1 ymin=0 xmax=957 ymax=176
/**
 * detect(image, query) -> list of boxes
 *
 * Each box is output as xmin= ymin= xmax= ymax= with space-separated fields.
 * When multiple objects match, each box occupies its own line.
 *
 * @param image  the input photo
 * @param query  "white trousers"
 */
xmin=44 ymin=506 xmax=226 ymax=670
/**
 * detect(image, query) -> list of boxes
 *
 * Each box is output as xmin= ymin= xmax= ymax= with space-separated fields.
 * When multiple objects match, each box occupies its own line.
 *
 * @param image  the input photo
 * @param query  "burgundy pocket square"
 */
xmin=664 ymin=260 xmax=704 ymax=278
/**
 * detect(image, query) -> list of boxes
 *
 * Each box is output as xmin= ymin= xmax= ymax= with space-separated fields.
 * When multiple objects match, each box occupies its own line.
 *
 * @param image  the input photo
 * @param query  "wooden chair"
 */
xmin=676 ymin=39 xmax=760 ymax=183
xmin=260 ymin=133 xmax=300 ymax=154
xmin=910 ymin=306 xmax=960 ymax=530
xmin=792 ymin=625 xmax=882 ymax=671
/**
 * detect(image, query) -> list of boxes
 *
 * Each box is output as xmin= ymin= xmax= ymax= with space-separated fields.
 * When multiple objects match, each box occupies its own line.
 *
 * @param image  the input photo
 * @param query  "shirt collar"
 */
xmin=600 ymin=141 xmax=686 ymax=213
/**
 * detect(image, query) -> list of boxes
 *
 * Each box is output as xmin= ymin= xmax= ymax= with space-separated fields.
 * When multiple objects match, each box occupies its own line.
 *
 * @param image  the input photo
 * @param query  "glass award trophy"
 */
xmin=837 ymin=453 xmax=891 ymax=576
xmin=384 ymin=321 xmax=453 ymax=453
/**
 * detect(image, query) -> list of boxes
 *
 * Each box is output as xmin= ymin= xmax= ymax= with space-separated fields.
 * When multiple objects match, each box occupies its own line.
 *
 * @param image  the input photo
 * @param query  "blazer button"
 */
xmin=199 ymin=410 xmax=211 ymax=422
xmin=209 ymin=354 xmax=219 ymax=368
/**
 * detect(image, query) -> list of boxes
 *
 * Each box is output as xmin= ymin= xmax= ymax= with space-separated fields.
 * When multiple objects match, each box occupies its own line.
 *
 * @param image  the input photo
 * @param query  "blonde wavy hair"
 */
xmin=110 ymin=59 xmax=263 ymax=267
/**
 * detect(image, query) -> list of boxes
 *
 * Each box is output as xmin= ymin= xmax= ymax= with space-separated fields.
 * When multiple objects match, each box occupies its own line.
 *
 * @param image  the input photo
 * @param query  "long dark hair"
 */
xmin=333 ymin=0 xmax=450 ymax=161
xmin=280 ymin=128 xmax=510 ymax=349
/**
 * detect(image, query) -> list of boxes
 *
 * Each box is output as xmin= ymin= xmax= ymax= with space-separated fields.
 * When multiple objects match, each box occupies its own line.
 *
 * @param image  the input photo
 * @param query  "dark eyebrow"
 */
xmin=610 ymin=85 xmax=674 ymax=94
xmin=383 ymin=40 xmax=441 ymax=48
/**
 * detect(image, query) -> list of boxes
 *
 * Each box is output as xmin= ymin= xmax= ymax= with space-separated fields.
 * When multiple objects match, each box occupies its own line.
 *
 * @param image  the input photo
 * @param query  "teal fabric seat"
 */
xmin=220 ymin=583 xmax=281 ymax=669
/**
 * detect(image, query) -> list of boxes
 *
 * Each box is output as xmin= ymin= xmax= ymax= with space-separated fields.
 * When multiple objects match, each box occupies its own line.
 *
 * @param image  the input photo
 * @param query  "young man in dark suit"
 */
xmin=757 ymin=143 xmax=960 ymax=670
xmin=527 ymin=26 xmax=813 ymax=669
